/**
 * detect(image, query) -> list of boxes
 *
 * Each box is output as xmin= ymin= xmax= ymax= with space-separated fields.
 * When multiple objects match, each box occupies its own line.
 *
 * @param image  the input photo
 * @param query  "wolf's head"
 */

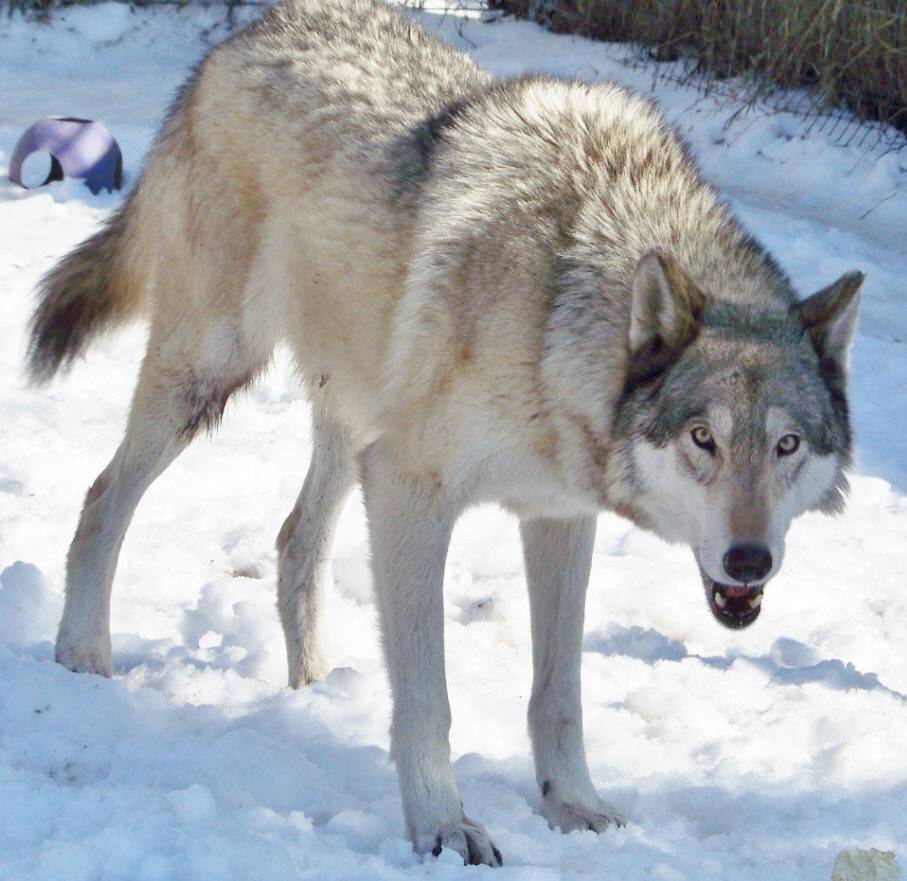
xmin=612 ymin=250 xmax=863 ymax=629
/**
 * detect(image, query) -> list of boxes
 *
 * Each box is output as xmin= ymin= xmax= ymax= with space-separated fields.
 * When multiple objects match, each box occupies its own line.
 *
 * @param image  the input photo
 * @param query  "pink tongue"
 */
xmin=725 ymin=585 xmax=750 ymax=598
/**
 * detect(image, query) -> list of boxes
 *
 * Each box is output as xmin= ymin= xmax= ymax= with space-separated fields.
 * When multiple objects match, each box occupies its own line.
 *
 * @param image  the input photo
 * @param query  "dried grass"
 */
xmin=491 ymin=0 xmax=907 ymax=143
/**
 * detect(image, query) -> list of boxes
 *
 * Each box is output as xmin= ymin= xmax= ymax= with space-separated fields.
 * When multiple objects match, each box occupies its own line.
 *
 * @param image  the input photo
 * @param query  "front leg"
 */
xmin=360 ymin=442 xmax=502 ymax=867
xmin=520 ymin=515 xmax=626 ymax=833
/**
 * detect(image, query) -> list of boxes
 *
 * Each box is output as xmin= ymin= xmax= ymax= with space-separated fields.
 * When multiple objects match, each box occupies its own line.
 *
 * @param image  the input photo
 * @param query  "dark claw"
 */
xmin=492 ymin=846 xmax=503 ymax=866
xmin=432 ymin=835 xmax=443 ymax=858
xmin=465 ymin=833 xmax=482 ymax=866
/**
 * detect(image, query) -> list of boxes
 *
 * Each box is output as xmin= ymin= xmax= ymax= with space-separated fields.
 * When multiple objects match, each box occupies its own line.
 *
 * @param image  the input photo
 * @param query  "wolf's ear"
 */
xmin=629 ymin=250 xmax=704 ymax=355
xmin=792 ymin=271 xmax=864 ymax=374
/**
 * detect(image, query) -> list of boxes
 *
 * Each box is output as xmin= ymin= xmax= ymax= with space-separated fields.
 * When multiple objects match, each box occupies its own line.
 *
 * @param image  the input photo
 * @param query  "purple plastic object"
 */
xmin=9 ymin=117 xmax=122 ymax=195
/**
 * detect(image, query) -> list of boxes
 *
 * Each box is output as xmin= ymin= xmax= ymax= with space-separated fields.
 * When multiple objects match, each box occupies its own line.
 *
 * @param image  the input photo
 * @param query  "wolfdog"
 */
xmin=27 ymin=0 xmax=862 ymax=865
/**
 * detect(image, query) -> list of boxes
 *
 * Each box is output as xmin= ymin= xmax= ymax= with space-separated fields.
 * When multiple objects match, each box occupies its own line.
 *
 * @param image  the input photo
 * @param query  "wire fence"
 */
xmin=490 ymin=0 xmax=907 ymax=151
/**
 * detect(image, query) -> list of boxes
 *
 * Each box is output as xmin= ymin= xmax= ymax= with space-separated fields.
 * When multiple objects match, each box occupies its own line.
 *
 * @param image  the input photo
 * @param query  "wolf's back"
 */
xmin=26 ymin=0 xmax=490 ymax=387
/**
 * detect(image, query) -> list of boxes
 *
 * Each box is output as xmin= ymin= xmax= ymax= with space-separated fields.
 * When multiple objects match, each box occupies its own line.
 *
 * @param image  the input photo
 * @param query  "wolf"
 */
xmin=26 ymin=0 xmax=862 ymax=866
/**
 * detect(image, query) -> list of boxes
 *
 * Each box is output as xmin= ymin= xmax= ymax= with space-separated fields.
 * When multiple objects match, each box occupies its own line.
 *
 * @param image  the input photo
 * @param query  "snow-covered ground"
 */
xmin=1 ymin=4 xmax=906 ymax=880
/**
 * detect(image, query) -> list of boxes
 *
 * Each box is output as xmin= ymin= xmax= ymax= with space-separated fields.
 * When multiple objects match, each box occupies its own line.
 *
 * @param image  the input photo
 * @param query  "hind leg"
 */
xmin=277 ymin=410 xmax=357 ymax=688
xmin=55 ymin=323 xmax=265 ymax=675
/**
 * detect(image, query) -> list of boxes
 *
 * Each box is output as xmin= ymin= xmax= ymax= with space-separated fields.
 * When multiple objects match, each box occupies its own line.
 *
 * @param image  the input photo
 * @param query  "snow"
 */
xmin=1 ymin=3 xmax=906 ymax=880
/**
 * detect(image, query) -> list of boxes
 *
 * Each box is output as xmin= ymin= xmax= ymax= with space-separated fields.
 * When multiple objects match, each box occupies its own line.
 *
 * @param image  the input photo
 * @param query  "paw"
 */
xmin=542 ymin=784 xmax=626 ymax=833
xmin=287 ymin=662 xmax=327 ymax=690
xmin=55 ymin=636 xmax=112 ymax=677
xmin=285 ymin=636 xmax=329 ymax=689
xmin=416 ymin=816 xmax=503 ymax=867
xmin=287 ymin=653 xmax=328 ymax=689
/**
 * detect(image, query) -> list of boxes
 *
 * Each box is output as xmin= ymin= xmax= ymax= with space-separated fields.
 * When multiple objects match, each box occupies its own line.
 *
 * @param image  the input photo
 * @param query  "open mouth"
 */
xmin=700 ymin=572 xmax=764 ymax=629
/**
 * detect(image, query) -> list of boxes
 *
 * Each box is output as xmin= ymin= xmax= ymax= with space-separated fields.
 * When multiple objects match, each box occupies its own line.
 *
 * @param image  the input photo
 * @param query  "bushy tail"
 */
xmin=26 ymin=202 xmax=143 ymax=385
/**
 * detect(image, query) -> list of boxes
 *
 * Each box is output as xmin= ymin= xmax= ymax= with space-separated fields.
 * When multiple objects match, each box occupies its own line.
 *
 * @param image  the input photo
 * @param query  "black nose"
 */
xmin=723 ymin=544 xmax=772 ymax=583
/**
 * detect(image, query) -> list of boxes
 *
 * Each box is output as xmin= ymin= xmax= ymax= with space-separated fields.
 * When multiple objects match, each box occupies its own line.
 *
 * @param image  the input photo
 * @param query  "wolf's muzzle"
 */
xmin=699 ymin=568 xmax=764 ymax=629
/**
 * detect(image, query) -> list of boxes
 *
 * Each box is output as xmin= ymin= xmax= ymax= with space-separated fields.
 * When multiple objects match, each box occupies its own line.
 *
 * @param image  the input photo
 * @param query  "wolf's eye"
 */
xmin=691 ymin=426 xmax=715 ymax=452
xmin=777 ymin=434 xmax=800 ymax=456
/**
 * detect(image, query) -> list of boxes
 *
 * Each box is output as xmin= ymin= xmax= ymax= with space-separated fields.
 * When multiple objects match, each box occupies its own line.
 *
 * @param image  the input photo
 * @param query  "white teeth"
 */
xmin=714 ymin=591 xmax=726 ymax=608
xmin=748 ymin=593 xmax=763 ymax=609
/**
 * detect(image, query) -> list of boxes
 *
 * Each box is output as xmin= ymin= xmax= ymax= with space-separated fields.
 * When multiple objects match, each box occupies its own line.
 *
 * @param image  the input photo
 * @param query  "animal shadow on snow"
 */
xmin=584 ymin=623 xmax=906 ymax=700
